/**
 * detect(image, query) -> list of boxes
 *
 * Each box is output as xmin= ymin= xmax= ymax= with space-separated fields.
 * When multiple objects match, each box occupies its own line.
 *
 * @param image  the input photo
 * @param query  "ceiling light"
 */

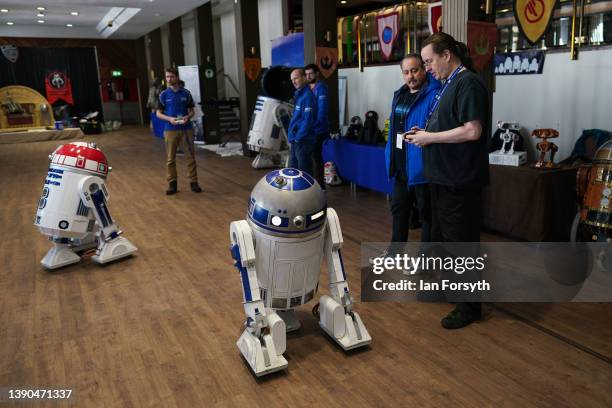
xmin=70 ymin=11 xmax=79 ymax=16
xmin=38 ymin=20 xmax=45 ymax=23
xmin=36 ymin=7 xmax=46 ymax=11
xmin=341 ymin=0 xmax=347 ymax=4
xmin=66 ymin=23 xmax=73 ymax=27
xmin=0 ymin=9 xmax=9 ymax=13
xmin=37 ymin=13 xmax=44 ymax=17
xmin=6 ymin=21 xmax=14 ymax=25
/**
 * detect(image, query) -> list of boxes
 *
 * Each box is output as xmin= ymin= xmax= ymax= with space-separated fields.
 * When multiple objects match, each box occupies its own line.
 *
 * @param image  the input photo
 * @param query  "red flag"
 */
xmin=428 ymin=2 xmax=442 ymax=34
xmin=45 ymin=71 xmax=74 ymax=105
xmin=467 ymin=21 xmax=498 ymax=71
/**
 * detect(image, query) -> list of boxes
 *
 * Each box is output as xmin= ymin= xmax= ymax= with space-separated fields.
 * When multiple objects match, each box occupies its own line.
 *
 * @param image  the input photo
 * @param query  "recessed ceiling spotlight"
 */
xmin=70 ymin=11 xmax=79 ymax=16
xmin=38 ymin=20 xmax=45 ymax=23
xmin=66 ymin=23 xmax=73 ymax=27
xmin=36 ymin=7 xmax=46 ymax=11
xmin=0 ymin=9 xmax=9 ymax=13
xmin=37 ymin=13 xmax=44 ymax=17
xmin=340 ymin=0 xmax=347 ymax=4
xmin=6 ymin=21 xmax=14 ymax=25
xmin=154 ymin=12 xmax=160 ymax=17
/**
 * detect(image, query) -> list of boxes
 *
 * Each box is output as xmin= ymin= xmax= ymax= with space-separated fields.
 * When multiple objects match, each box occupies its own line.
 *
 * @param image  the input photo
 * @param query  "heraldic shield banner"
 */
xmin=45 ymin=70 xmax=74 ymax=105
xmin=514 ymin=0 xmax=559 ymax=45
xmin=376 ymin=12 xmax=399 ymax=61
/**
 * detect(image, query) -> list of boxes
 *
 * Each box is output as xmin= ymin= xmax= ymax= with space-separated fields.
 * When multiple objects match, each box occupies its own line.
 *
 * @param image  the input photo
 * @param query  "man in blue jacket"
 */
xmin=305 ymin=64 xmax=329 ymax=188
xmin=288 ymin=68 xmax=317 ymax=175
xmin=383 ymin=54 xmax=440 ymax=258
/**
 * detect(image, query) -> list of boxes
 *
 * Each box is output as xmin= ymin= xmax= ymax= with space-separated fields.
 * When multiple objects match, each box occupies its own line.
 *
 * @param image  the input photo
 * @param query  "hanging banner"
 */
xmin=315 ymin=47 xmax=338 ymax=79
xmin=243 ymin=58 xmax=261 ymax=82
xmin=428 ymin=1 xmax=442 ymax=34
xmin=337 ymin=17 xmax=344 ymax=65
xmin=1 ymin=45 xmax=18 ymax=63
xmin=467 ymin=21 xmax=498 ymax=71
xmin=45 ymin=70 xmax=74 ymax=105
xmin=493 ymin=50 xmax=546 ymax=75
xmin=514 ymin=0 xmax=558 ymax=45
xmin=376 ymin=12 xmax=399 ymax=61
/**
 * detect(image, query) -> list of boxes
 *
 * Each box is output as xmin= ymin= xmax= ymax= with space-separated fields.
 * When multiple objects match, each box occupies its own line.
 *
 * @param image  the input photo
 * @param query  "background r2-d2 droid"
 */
xmin=230 ymin=168 xmax=371 ymax=377
xmin=246 ymin=66 xmax=295 ymax=169
xmin=34 ymin=142 xmax=137 ymax=269
xmin=247 ymin=96 xmax=292 ymax=169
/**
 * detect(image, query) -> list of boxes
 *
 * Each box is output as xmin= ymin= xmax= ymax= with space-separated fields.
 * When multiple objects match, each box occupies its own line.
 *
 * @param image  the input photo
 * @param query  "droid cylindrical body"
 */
xmin=246 ymin=168 xmax=326 ymax=310
xmin=577 ymin=140 xmax=612 ymax=241
xmin=247 ymin=96 xmax=293 ymax=153
xmin=35 ymin=142 xmax=109 ymax=239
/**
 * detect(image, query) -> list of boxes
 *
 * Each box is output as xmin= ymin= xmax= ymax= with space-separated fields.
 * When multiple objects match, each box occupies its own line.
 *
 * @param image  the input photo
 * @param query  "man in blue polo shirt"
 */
xmin=305 ymin=63 xmax=329 ymax=189
xmin=287 ymin=68 xmax=317 ymax=175
xmin=156 ymin=67 xmax=202 ymax=195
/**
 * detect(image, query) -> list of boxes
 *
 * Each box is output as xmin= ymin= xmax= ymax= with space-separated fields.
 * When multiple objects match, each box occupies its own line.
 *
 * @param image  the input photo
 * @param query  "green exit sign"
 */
xmin=111 ymin=70 xmax=123 ymax=77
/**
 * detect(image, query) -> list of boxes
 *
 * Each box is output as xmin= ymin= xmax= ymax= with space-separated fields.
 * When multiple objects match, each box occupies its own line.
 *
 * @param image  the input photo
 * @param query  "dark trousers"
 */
xmin=389 ymin=179 xmax=431 ymax=254
xmin=312 ymin=133 xmax=327 ymax=189
xmin=430 ymin=183 xmax=482 ymax=316
xmin=289 ymin=140 xmax=315 ymax=176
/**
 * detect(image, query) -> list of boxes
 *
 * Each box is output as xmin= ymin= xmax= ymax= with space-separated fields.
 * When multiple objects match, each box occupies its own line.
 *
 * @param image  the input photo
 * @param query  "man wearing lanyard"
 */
xmin=406 ymin=32 xmax=490 ymax=329
xmin=382 ymin=54 xmax=440 ymax=263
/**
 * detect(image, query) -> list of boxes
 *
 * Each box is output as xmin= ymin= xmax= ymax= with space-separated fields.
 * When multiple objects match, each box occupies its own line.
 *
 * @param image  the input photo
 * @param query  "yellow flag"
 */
xmin=514 ymin=0 xmax=558 ymax=45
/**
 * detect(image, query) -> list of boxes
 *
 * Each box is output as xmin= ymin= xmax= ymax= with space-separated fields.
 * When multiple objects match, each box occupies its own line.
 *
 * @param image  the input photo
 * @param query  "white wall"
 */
xmin=182 ymin=12 xmax=198 ymax=66
xmin=493 ymin=47 xmax=612 ymax=160
xmin=340 ymin=47 xmax=612 ymax=162
xmin=220 ymin=12 xmax=239 ymax=98
xmin=338 ymin=64 xmax=404 ymax=128
xmin=258 ymin=0 xmax=287 ymax=67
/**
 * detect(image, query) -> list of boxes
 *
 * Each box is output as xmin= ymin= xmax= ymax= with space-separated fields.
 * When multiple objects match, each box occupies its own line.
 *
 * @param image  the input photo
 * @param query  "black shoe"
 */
xmin=190 ymin=182 xmax=202 ymax=193
xmin=441 ymin=307 xmax=481 ymax=330
xmin=166 ymin=180 xmax=177 ymax=195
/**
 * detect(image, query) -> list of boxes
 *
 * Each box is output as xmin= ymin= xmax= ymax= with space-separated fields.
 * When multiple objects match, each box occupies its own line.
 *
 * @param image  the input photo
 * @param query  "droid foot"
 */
xmin=92 ymin=236 xmax=137 ymax=264
xmin=41 ymin=243 xmax=81 ymax=270
xmin=237 ymin=329 xmax=288 ymax=377
xmin=318 ymin=295 xmax=372 ymax=351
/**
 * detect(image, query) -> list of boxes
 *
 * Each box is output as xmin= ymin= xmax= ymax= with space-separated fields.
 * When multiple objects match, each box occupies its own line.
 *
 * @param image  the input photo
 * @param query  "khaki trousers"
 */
xmin=164 ymin=129 xmax=198 ymax=183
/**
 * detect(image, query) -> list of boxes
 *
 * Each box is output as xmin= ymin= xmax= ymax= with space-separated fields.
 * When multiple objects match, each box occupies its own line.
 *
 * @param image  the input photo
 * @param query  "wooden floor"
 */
xmin=1 ymin=127 xmax=610 ymax=407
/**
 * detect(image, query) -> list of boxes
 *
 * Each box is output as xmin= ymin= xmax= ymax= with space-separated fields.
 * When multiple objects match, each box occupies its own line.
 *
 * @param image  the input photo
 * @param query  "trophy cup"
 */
xmin=532 ymin=128 xmax=559 ymax=169
xmin=488 ymin=121 xmax=526 ymax=166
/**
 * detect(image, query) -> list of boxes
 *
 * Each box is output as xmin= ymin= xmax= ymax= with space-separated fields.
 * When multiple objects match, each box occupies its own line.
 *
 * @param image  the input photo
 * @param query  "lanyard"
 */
xmin=425 ymin=64 xmax=463 ymax=129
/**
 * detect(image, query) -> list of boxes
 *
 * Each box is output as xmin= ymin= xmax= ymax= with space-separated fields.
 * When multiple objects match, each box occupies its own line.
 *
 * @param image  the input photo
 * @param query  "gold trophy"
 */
xmin=532 ymin=128 xmax=560 ymax=169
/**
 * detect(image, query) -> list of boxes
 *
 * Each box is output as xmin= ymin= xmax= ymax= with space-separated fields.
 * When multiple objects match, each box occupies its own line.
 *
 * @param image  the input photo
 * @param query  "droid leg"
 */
xmin=230 ymin=220 xmax=288 ymax=376
xmin=41 ymin=238 xmax=81 ymax=269
xmin=251 ymin=152 xmax=277 ymax=169
xmin=78 ymin=176 xmax=137 ymax=265
xmin=319 ymin=208 xmax=372 ymax=350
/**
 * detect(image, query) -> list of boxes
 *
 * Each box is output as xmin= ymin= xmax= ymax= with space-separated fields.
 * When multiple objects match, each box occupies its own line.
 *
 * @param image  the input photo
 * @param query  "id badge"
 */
xmin=396 ymin=133 xmax=404 ymax=149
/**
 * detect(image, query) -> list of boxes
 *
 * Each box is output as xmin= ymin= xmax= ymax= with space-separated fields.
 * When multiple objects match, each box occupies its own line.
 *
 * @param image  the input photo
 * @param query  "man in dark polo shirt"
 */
xmin=407 ymin=32 xmax=489 ymax=329
xmin=156 ymin=67 xmax=202 ymax=195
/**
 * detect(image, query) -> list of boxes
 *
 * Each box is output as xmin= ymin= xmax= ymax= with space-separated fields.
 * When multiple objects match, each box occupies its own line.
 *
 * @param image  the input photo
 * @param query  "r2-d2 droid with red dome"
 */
xmin=34 ymin=142 xmax=137 ymax=269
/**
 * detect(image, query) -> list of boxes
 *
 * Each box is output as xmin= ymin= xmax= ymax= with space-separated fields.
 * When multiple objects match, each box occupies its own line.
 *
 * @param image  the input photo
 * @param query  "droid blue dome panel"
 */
xmin=265 ymin=168 xmax=315 ymax=191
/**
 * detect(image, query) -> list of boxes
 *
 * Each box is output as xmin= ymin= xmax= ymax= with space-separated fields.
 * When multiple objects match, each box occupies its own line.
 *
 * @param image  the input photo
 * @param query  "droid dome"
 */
xmin=247 ymin=168 xmax=326 ymax=235
xmin=50 ymin=142 xmax=109 ymax=177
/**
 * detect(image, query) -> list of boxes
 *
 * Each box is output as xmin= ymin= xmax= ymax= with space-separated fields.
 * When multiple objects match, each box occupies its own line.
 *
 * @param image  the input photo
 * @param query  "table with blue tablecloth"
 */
xmin=322 ymin=138 xmax=392 ymax=194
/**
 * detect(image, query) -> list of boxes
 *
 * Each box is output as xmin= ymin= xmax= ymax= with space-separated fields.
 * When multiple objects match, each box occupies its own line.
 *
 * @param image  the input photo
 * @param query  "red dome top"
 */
xmin=50 ymin=142 xmax=109 ymax=176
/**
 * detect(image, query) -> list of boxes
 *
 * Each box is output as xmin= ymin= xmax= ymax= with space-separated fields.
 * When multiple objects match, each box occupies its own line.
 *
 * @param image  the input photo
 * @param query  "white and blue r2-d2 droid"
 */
xmin=247 ymin=96 xmax=293 ymax=169
xmin=34 ymin=142 xmax=137 ymax=269
xmin=230 ymin=168 xmax=371 ymax=376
